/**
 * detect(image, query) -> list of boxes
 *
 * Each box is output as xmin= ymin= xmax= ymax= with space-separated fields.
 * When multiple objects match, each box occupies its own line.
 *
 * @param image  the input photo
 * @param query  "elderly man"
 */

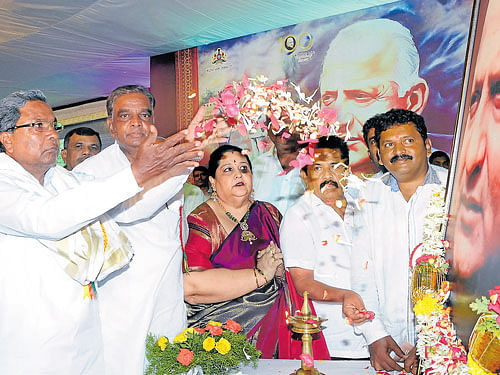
xmin=351 ymin=109 xmax=447 ymax=374
xmin=61 ymin=126 xmax=102 ymax=170
xmin=74 ymin=85 xmax=222 ymax=374
xmin=0 ymin=90 xmax=200 ymax=374
xmin=320 ymin=19 xmax=428 ymax=175
xmin=281 ymin=136 xmax=369 ymax=358
xmin=450 ymin=0 xmax=500 ymax=288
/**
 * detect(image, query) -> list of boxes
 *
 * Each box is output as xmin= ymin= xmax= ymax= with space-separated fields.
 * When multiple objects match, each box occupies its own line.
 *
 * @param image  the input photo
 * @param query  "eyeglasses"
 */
xmin=8 ymin=120 xmax=63 ymax=132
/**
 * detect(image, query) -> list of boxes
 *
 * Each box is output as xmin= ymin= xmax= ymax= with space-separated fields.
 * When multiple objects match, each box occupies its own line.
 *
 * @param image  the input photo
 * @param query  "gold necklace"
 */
xmin=216 ymin=198 xmax=257 ymax=244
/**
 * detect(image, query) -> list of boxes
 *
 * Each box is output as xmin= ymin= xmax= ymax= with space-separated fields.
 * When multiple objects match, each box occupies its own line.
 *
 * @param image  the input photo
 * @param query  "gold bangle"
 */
xmin=256 ymin=267 xmax=268 ymax=284
xmin=253 ymin=268 xmax=260 ymax=288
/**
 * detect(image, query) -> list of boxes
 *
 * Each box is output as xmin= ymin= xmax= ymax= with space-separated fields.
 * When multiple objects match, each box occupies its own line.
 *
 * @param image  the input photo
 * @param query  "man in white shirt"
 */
xmin=252 ymin=129 xmax=305 ymax=215
xmin=75 ymin=85 xmax=220 ymax=375
xmin=0 ymin=89 xmax=200 ymax=374
xmin=281 ymin=136 xmax=371 ymax=358
xmin=351 ymin=109 xmax=447 ymax=374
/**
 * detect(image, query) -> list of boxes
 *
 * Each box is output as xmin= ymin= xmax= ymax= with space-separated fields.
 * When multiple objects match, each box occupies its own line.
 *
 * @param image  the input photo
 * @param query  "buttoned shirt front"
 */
xmin=281 ymin=187 xmax=368 ymax=358
xmin=351 ymin=165 xmax=447 ymax=348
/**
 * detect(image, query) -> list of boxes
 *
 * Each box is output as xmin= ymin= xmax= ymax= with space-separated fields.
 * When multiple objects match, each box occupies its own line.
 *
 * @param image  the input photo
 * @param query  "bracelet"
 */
xmin=255 ymin=267 xmax=269 ymax=284
xmin=253 ymin=268 xmax=260 ymax=288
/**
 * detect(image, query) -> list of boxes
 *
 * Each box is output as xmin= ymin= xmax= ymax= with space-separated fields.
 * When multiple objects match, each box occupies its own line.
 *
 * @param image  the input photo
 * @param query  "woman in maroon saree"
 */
xmin=183 ymin=145 xmax=330 ymax=359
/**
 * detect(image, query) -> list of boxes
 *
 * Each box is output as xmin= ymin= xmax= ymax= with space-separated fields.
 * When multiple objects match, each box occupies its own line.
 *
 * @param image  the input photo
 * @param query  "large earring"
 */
xmin=210 ymin=186 xmax=217 ymax=200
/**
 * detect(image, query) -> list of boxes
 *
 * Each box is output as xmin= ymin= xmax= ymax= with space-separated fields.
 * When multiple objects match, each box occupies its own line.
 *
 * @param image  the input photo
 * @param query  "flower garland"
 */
xmin=411 ymin=187 xmax=470 ymax=375
xmin=203 ymin=75 xmax=343 ymax=170
xmin=145 ymin=320 xmax=260 ymax=375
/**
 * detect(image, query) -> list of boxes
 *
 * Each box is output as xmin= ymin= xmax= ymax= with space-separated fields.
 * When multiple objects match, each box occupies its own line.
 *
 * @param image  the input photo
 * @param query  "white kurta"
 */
xmin=0 ymin=153 xmax=141 ymax=375
xmin=74 ymin=143 xmax=188 ymax=375
xmin=351 ymin=165 xmax=447 ymax=348
xmin=281 ymin=191 xmax=369 ymax=358
xmin=251 ymin=149 xmax=305 ymax=216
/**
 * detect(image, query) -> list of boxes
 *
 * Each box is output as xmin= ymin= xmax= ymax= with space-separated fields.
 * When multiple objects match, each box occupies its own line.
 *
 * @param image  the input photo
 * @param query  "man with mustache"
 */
xmin=0 ymin=89 xmax=201 ymax=374
xmin=61 ymin=126 xmax=102 ymax=170
xmin=351 ymin=109 xmax=447 ymax=374
xmin=281 ymin=136 xmax=370 ymax=358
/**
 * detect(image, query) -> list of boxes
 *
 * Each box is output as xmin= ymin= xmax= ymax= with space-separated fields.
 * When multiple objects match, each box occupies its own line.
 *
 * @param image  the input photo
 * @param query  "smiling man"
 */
xmin=320 ymin=19 xmax=428 ymax=175
xmin=61 ymin=126 xmax=102 ymax=170
xmin=350 ymin=109 xmax=447 ymax=374
xmin=281 ymin=136 xmax=370 ymax=358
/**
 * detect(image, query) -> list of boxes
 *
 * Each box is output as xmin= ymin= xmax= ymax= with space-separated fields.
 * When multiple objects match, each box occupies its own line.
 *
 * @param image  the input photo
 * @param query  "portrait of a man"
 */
xmin=319 ymin=19 xmax=429 ymax=175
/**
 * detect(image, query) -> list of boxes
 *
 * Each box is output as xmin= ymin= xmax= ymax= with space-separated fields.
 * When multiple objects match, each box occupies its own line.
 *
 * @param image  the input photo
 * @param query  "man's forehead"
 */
xmin=19 ymin=100 xmax=54 ymax=120
xmin=380 ymin=122 xmax=420 ymax=139
xmin=69 ymin=134 xmax=99 ymax=144
xmin=313 ymin=148 xmax=343 ymax=162
xmin=113 ymin=92 xmax=151 ymax=111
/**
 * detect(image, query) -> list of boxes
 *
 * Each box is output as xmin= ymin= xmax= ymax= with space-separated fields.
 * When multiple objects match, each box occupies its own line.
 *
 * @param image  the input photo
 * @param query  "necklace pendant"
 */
xmin=241 ymin=230 xmax=257 ymax=243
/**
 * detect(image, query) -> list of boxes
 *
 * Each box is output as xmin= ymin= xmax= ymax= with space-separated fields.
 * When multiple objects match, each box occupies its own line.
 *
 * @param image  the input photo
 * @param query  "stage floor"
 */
xmin=240 ymin=359 xmax=375 ymax=374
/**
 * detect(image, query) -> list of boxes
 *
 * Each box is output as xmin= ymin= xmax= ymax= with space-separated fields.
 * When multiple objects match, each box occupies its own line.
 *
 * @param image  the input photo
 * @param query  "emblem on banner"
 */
xmin=212 ymin=48 xmax=227 ymax=64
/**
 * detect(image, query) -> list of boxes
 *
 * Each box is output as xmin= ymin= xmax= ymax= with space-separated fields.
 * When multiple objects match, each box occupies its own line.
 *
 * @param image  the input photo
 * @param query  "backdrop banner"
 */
xmin=198 ymin=0 xmax=473 ymax=175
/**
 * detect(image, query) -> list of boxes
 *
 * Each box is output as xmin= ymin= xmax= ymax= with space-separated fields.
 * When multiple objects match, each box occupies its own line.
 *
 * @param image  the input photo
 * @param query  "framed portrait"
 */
xmin=445 ymin=0 xmax=500 ymax=343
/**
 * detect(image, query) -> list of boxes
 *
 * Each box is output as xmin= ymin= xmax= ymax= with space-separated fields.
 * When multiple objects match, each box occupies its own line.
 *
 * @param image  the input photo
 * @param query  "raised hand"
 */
xmin=342 ymin=290 xmax=373 ymax=324
xmin=185 ymin=105 xmax=231 ymax=147
xmin=131 ymin=125 xmax=202 ymax=187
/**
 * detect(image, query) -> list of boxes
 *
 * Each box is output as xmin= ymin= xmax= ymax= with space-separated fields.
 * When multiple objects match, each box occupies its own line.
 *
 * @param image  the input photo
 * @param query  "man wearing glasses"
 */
xmin=0 ymin=89 xmax=202 ymax=374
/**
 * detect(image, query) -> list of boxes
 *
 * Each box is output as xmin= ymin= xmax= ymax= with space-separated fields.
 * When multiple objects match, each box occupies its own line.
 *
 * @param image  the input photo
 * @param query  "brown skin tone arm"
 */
xmin=369 ymin=336 xmax=406 ymax=373
xmin=288 ymin=267 xmax=370 ymax=324
xmin=184 ymin=246 xmax=283 ymax=304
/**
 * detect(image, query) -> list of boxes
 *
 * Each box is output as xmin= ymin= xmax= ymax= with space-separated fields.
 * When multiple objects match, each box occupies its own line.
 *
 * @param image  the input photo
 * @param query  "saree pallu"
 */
xmin=185 ymin=201 xmax=329 ymax=359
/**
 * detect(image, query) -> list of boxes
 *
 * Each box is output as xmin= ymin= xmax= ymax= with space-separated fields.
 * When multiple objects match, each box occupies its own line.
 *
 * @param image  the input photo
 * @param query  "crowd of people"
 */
xmin=0 ymin=81 xmax=451 ymax=375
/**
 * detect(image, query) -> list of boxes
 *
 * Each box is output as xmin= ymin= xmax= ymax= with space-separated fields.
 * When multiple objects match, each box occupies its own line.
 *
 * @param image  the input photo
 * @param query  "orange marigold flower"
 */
xmin=207 ymin=324 xmax=223 ymax=336
xmin=177 ymin=348 xmax=194 ymax=366
xmin=223 ymin=319 xmax=242 ymax=333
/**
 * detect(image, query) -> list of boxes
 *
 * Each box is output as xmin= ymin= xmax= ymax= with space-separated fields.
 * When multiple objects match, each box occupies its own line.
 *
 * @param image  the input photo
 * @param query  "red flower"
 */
xmin=193 ymin=327 xmax=206 ymax=334
xmin=177 ymin=348 xmax=194 ymax=366
xmin=207 ymin=324 xmax=223 ymax=336
xmin=224 ymin=320 xmax=242 ymax=334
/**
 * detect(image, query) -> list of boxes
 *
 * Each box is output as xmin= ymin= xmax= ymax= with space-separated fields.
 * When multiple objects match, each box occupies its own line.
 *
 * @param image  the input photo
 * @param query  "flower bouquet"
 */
xmin=145 ymin=320 xmax=260 ymax=375
xmin=468 ymin=285 xmax=500 ymax=374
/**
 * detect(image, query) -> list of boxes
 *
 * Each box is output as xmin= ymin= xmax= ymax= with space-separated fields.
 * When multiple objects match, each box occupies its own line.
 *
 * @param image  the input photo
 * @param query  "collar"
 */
xmin=383 ymin=163 xmax=442 ymax=192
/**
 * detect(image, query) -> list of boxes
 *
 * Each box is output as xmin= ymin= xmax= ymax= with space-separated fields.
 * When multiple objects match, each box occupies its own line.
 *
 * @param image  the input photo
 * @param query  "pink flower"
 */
xmin=257 ymin=140 xmax=267 ymax=152
xmin=488 ymin=285 xmax=500 ymax=324
xmin=318 ymin=125 xmax=329 ymax=136
xmin=237 ymin=123 xmax=247 ymax=136
xmin=299 ymin=353 xmax=314 ymax=367
xmin=289 ymin=152 xmax=313 ymax=169
xmin=204 ymin=119 xmax=215 ymax=133
xmin=241 ymin=74 xmax=249 ymax=88
xmin=177 ymin=348 xmax=194 ymax=366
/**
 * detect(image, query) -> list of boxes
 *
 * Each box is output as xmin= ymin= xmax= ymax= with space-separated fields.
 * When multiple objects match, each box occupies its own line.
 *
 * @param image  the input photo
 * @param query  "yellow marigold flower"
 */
xmin=215 ymin=338 xmax=231 ymax=355
xmin=207 ymin=320 xmax=223 ymax=327
xmin=414 ymin=295 xmax=442 ymax=316
xmin=183 ymin=327 xmax=195 ymax=335
xmin=157 ymin=336 xmax=168 ymax=351
xmin=173 ymin=332 xmax=187 ymax=343
xmin=203 ymin=337 xmax=215 ymax=352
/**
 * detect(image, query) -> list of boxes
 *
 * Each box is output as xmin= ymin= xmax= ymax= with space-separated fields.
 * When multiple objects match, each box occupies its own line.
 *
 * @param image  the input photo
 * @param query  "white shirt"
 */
xmin=252 ymin=149 xmax=305 ymax=216
xmin=183 ymin=183 xmax=206 ymax=215
xmin=75 ymin=143 xmax=188 ymax=375
xmin=0 ymin=153 xmax=141 ymax=375
xmin=281 ymin=189 xmax=368 ymax=358
xmin=351 ymin=165 xmax=447 ymax=348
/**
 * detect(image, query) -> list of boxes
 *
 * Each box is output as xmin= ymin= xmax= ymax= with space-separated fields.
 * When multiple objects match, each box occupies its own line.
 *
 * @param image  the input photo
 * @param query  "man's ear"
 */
xmin=404 ymin=78 xmax=429 ymax=114
xmin=425 ymin=138 xmax=432 ymax=157
xmin=107 ymin=117 xmax=116 ymax=138
xmin=61 ymin=149 xmax=68 ymax=164
xmin=377 ymin=149 xmax=384 ymax=166
xmin=0 ymin=132 xmax=13 ymax=154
